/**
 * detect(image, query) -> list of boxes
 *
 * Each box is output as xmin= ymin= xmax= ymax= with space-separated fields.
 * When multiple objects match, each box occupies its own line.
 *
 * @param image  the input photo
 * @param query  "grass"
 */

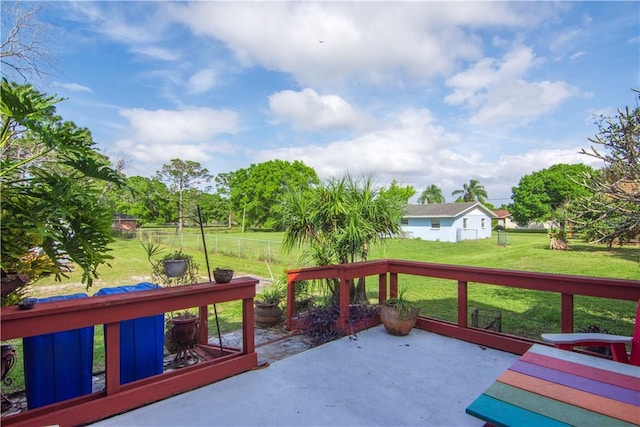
xmin=2 ymin=230 xmax=638 ymax=396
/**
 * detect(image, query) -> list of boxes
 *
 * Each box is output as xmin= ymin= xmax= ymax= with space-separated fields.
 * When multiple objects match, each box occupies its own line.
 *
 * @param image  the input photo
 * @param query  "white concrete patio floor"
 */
xmin=91 ymin=325 xmax=520 ymax=427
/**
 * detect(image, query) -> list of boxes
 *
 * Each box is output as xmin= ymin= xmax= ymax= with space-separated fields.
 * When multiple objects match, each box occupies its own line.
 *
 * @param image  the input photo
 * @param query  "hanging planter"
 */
xmin=161 ymin=250 xmax=190 ymax=278
xmin=163 ymin=259 xmax=188 ymax=277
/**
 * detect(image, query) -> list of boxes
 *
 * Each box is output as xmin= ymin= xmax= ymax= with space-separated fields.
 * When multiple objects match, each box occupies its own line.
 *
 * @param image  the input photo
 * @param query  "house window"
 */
xmin=463 ymin=218 xmax=468 ymax=229
xmin=431 ymin=219 xmax=440 ymax=229
xmin=400 ymin=218 xmax=409 ymax=225
xmin=481 ymin=218 xmax=486 ymax=229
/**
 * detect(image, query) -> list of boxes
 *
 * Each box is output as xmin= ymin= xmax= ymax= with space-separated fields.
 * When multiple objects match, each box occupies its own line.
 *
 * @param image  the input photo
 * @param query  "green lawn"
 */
xmin=3 ymin=230 xmax=638 ymax=395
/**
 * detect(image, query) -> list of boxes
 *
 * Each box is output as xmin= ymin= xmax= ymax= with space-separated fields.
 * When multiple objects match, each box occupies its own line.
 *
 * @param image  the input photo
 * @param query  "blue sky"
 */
xmin=9 ymin=1 xmax=640 ymax=205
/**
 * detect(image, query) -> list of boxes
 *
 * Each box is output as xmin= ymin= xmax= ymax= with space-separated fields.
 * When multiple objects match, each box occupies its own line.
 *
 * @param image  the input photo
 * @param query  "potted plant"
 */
xmin=142 ymin=243 xmax=199 ymax=286
xmin=161 ymin=250 xmax=190 ymax=278
xmin=213 ymin=267 xmax=234 ymax=284
xmin=255 ymin=284 xmax=285 ymax=327
xmin=142 ymin=243 xmax=201 ymax=360
xmin=379 ymin=287 xmax=420 ymax=336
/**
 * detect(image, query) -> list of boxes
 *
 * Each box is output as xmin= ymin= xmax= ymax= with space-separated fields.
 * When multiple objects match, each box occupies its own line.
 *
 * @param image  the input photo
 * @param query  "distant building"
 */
xmin=112 ymin=213 xmax=137 ymax=232
xmin=492 ymin=209 xmax=517 ymax=229
xmin=401 ymin=202 xmax=496 ymax=242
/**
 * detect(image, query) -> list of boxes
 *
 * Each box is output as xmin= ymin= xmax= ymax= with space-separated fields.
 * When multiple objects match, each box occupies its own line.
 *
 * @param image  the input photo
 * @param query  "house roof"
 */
xmin=404 ymin=202 xmax=497 ymax=218
xmin=114 ymin=213 xmax=137 ymax=220
xmin=492 ymin=209 xmax=511 ymax=219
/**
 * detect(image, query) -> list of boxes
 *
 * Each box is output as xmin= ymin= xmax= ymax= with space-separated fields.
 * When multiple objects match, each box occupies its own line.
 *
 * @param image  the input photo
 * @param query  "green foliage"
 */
xmin=142 ymin=242 xmax=200 ymax=287
xmin=279 ymin=173 xmax=405 ymax=303
xmin=107 ymin=176 xmax=175 ymax=225
xmin=228 ymin=159 xmax=319 ymax=229
xmin=1 ymin=79 xmax=124 ymax=302
xmin=155 ymin=159 xmax=212 ymax=230
xmin=418 ymin=184 xmax=445 ymax=204
xmin=379 ymin=179 xmax=416 ymax=204
xmin=385 ymin=286 xmax=418 ymax=318
xmin=256 ymin=284 xmax=286 ymax=305
xmin=510 ymin=163 xmax=595 ymax=227
xmin=452 ymin=179 xmax=488 ymax=203
xmin=569 ymin=96 xmax=640 ymax=246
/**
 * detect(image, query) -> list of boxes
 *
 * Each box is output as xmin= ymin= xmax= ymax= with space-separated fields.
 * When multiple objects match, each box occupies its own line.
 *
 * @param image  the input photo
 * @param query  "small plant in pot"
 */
xmin=142 ymin=242 xmax=201 ymax=361
xmin=255 ymin=284 xmax=285 ymax=327
xmin=162 ymin=250 xmax=190 ymax=278
xmin=380 ymin=287 xmax=420 ymax=336
xmin=213 ymin=267 xmax=234 ymax=284
xmin=142 ymin=243 xmax=199 ymax=287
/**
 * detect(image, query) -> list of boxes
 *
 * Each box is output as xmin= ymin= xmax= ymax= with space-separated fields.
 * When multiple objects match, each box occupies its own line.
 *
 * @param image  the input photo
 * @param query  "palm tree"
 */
xmin=452 ymin=179 xmax=488 ymax=203
xmin=418 ymin=184 xmax=445 ymax=204
xmin=279 ymin=174 xmax=404 ymax=304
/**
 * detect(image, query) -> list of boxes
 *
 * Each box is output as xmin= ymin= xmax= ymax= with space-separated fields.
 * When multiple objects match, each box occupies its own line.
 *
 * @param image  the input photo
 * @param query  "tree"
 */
xmin=214 ymin=171 xmax=235 ymax=227
xmin=510 ymin=164 xmax=595 ymax=227
xmin=418 ymin=184 xmax=445 ymax=204
xmin=1 ymin=2 xmax=58 ymax=81
xmin=569 ymin=96 xmax=640 ymax=246
xmin=452 ymin=179 xmax=488 ymax=203
xmin=379 ymin=179 xmax=416 ymax=205
xmin=107 ymin=176 xmax=175 ymax=225
xmin=155 ymin=159 xmax=212 ymax=231
xmin=1 ymin=79 xmax=124 ymax=304
xmin=197 ymin=192 xmax=230 ymax=225
xmin=228 ymin=160 xmax=319 ymax=230
xmin=279 ymin=174 xmax=404 ymax=304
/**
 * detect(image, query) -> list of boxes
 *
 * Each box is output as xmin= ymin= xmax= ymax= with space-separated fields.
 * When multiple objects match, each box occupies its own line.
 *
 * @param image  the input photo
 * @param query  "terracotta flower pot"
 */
xmin=254 ymin=303 xmax=283 ymax=327
xmin=379 ymin=304 xmax=419 ymax=336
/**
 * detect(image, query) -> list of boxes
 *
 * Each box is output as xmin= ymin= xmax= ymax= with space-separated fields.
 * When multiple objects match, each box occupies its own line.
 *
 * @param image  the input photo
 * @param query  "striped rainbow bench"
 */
xmin=466 ymin=344 xmax=640 ymax=426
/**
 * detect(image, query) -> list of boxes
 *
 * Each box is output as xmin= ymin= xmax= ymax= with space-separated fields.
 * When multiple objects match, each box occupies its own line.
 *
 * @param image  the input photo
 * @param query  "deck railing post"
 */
xmin=458 ymin=280 xmax=468 ymax=328
xmin=105 ymin=322 xmax=121 ymax=395
xmin=390 ymin=272 xmax=398 ymax=298
xmin=286 ymin=273 xmax=296 ymax=330
xmin=379 ymin=273 xmax=387 ymax=304
xmin=561 ymin=293 xmax=574 ymax=333
xmin=337 ymin=270 xmax=349 ymax=330
xmin=198 ymin=305 xmax=208 ymax=344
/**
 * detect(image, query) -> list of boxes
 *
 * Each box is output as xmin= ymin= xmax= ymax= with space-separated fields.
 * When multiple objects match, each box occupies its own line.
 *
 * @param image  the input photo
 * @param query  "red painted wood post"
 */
xmin=242 ymin=295 xmax=255 ymax=354
xmin=458 ymin=280 xmax=468 ymax=328
xmin=105 ymin=322 xmax=121 ymax=395
xmin=198 ymin=305 xmax=208 ymax=344
xmin=561 ymin=293 xmax=574 ymax=333
xmin=286 ymin=273 xmax=296 ymax=330
xmin=337 ymin=271 xmax=349 ymax=330
xmin=378 ymin=273 xmax=387 ymax=304
xmin=390 ymin=272 xmax=398 ymax=298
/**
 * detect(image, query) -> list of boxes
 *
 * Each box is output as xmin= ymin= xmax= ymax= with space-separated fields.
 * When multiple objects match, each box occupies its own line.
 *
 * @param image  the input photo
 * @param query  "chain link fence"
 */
xmin=116 ymin=230 xmax=301 ymax=265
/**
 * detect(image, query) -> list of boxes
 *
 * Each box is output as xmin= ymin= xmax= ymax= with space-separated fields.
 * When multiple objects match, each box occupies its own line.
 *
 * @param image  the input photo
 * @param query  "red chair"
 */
xmin=542 ymin=299 xmax=640 ymax=366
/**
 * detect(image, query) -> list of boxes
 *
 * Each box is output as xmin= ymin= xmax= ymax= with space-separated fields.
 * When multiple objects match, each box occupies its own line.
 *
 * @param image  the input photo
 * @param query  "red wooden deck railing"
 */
xmin=0 ymin=278 xmax=258 ymax=427
xmin=286 ymin=260 xmax=640 ymax=355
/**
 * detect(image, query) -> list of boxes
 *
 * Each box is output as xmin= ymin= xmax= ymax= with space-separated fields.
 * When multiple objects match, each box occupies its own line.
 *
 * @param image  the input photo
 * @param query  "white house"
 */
xmin=400 ymin=202 xmax=496 ymax=242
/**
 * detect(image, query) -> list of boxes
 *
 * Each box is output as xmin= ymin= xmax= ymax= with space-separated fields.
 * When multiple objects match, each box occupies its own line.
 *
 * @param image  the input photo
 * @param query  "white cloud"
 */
xmin=269 ymin=88 xmax=373 ymax=131
xmin=254 ymin=108 xmax=470 ymax=192
xmin=66 ymin=2 xmax=177 ymax=60
xmin=187 ymin=69 xmax=218 ymax=94
xmin=166 ymin=2 xmax=554 ymax=87
xmin=119 ymin=107 xmax=239 ymax=145
xmin=130 ymin=46 xmax=180 ymax=61
xmin=113 ymin=107 xmax=240 ymax=168
xmin=56 ymin=82 xmax=92 ymax=93
xmin=445 ymin=46 xmax=576 ymax=125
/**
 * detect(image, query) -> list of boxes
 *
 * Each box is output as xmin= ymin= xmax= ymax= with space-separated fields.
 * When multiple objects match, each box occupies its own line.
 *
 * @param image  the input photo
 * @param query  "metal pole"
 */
xmin=197 ymin=205 xmax=223 ymax=351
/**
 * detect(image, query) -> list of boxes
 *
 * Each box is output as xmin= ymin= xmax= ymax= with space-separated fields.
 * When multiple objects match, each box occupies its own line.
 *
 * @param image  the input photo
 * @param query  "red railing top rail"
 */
xmin=286 ymin=259 xmax=640 ymax=301
xmin=0 ymin=278 xmax=258 ymax=341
